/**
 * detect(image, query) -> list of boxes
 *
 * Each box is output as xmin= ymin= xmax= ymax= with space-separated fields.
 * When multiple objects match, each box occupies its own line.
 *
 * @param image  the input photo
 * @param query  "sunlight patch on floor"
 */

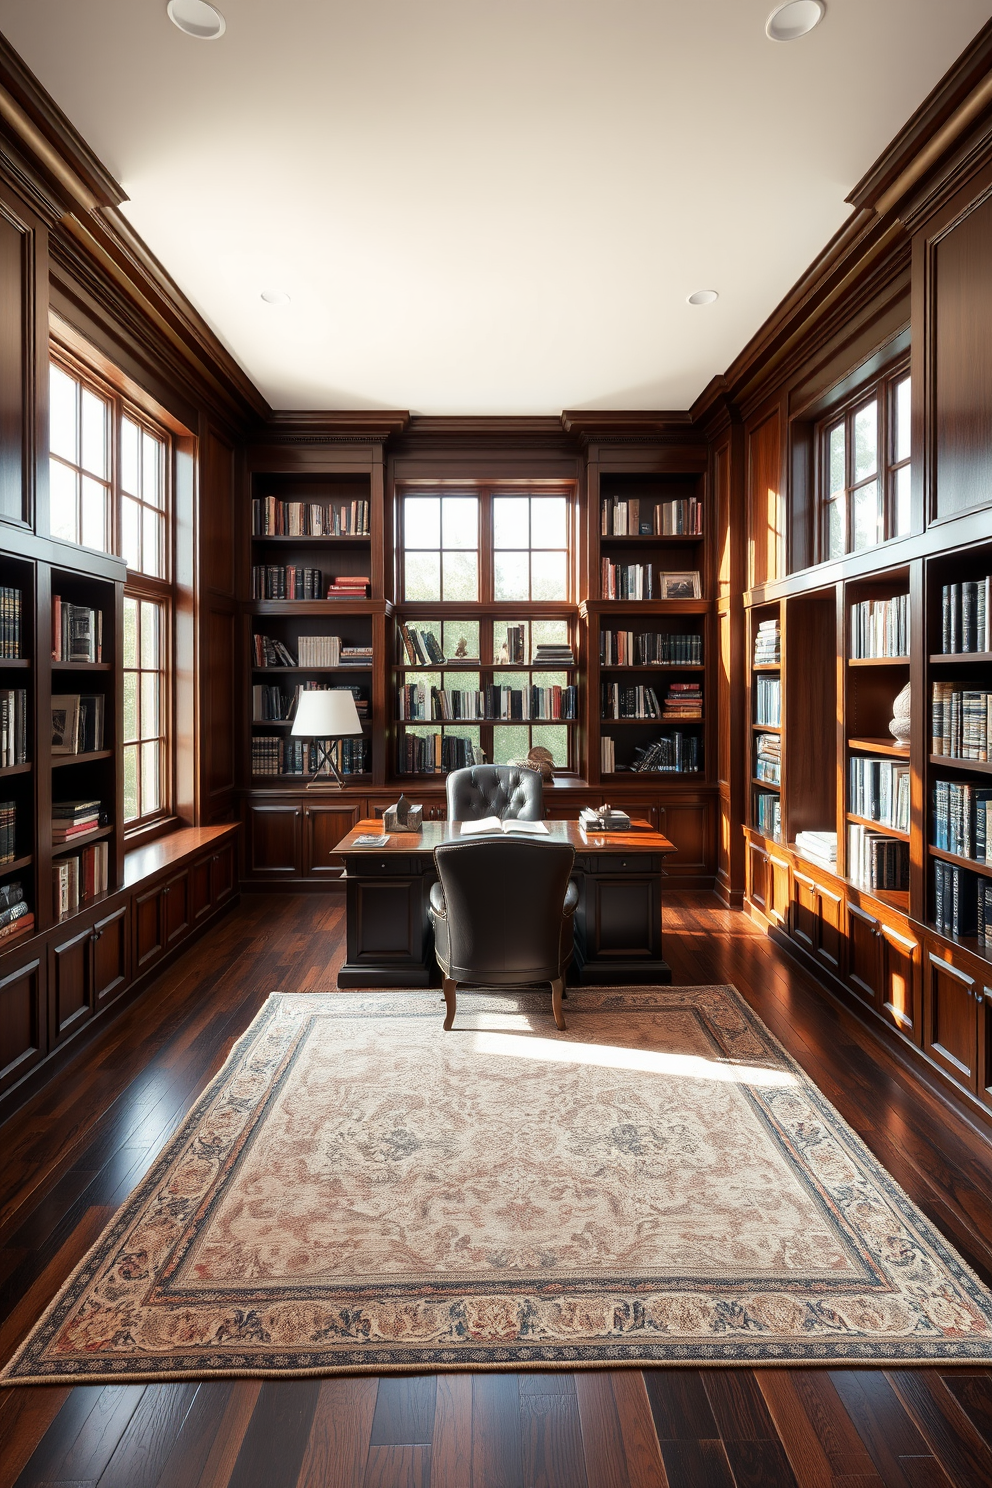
xmin=471 ymin=1030 xmax=796 ymax=1086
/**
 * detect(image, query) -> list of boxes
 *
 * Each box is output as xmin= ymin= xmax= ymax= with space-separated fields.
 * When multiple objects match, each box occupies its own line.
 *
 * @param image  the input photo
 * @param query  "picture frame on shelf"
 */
xmin=660 ymin=572 xmax=701 ymax=600
xmin=51 ymin=695 xmax=80 ymax=754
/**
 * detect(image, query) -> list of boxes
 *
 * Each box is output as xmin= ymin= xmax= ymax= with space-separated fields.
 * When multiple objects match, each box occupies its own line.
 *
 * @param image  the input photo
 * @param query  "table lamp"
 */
xmin=291 ymin=689 xmax=363 ymax=788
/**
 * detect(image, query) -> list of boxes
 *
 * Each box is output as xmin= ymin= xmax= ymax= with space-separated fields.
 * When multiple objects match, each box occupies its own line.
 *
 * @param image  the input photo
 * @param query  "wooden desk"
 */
xmin=332 ymin=818 xmax=676 ymax=989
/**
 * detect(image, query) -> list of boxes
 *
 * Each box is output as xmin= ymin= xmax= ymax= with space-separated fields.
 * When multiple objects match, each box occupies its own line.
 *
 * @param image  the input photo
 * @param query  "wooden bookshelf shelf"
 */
xmin=848 ymin=737 xmax=910 ymax=758
xmin=753 ymin=723 xmax=781 ymax=734
xmin=847 ymin=656 xmax=910 ymax=667
xmin=930 ymin=651 xmax=992 ymax=663
xmin=0 ymin=854 xmax=33 ymax=875
xmin=598 ymin=533 xmax=703 ymax=544
xmin=752 ymin=777 xmax=780 ymax=790
xmin=925 ymin=921 xmax=992 ymax=967
xmin=55 ymin=885 xmax=113 ymax=926
xmin=252 ymin=666 xmax=372 ymax=675
xmin=51 ymin=749 xmax=114 ymax=768
xmin=397 ymin=662 xmax=576 ymax=673
xmin=929 ymin=754 xmax=992 ymax=775
xmin=602 ymin=717 xmax=700 ymax=726
xmin=248 ymin=600 xmax=387 ymax=616
xmin=846 ymin=812 xmax=910 ymax=842
xmin=51 ymin=661 xmax=112 ymax=671
xmin=0 ymin=762 xmax=31 ymax=777
xmin=0 ymin=658 xmax=29 ymax=669
xmin=51 ymin=825 xmax=113 ymax=856
xmin=929 ymin=845 xmax=992 ymax=879
xmin=250 ymin=534 xmax=371 ymax=546
xmin=751 ymin=662 xmax=780 ymax=672
xmin=599 ymin=663 xmax=703 ymax=672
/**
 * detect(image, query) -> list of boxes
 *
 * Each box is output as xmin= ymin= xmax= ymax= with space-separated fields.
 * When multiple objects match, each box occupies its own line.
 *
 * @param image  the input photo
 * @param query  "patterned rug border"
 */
xmin=5 ymin=984 xmax=992 ymax=1384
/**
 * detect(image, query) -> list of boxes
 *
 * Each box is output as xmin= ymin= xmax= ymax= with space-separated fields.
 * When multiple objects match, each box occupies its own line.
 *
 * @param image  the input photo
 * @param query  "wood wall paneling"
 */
xmin=932 ymin=185 xmax=992 ymax=522
xmin=204 ymin=604 xmax=236 ymax=813
xmin=0 ymin=955 xmax=44 ymax=1092
xmin=202 ymin=426 xmax=236 ymax=597
xmin=746 ymin=407 xmax=784 ymax=589
xmin=0 ymin=204 xmax=27 ymax=526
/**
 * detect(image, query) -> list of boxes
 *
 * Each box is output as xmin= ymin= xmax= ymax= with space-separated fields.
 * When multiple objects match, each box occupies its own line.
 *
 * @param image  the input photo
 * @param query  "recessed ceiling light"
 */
xmin=167 ymin=0 xmax=226 ymax=40
xmin=687 ymin=290 xmax=719 ymax=306
xmin=765 ymin=0 xmax=824 ymax=42
xmin=260 ymin=290 xmax=291 ymax=305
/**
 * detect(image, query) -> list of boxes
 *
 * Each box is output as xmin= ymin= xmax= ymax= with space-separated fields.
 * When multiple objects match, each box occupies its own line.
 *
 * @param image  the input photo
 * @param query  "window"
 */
xmin=50 ymin=352 xmax=175 ymax=831
xmin=819 ymin=367 xmax=911 ymax=560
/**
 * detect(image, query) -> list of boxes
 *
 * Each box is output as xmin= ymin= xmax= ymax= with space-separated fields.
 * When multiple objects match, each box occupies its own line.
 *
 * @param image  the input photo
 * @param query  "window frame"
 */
xmin=815 ymin=360 xmax=911 ymax=563
xmin=49 ymin=346 xmax=177 ymax=836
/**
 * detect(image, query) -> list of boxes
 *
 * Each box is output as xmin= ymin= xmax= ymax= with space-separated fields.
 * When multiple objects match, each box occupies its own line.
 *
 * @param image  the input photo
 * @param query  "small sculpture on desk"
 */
xmin=888 ymin=681 xmax=912 ymax=747
xmin=382 ymin=793 xmax=423 ymax=832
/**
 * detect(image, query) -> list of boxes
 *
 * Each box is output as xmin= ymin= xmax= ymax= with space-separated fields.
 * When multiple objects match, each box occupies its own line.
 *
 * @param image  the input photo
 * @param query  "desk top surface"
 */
xmin=333 ymin=818 xmax=676 ymax=856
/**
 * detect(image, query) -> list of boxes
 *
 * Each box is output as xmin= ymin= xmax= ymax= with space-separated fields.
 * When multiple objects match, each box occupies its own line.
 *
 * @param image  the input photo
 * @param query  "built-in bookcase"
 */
xmin=748 ymin=601 xmax=782 ymax=843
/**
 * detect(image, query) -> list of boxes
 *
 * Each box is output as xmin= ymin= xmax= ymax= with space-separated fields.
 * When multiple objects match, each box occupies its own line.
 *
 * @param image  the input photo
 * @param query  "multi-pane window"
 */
xmin=493 ymin=496 xmax=568 ymax=601
xmin=121 ymin=416 xmax=167 ymax=577
xmin=49 ymin=364 xmax=113 ymax=551
xmin=820 ymin=368 xmax=911 ymax=560
xmin=123 ymin=596 xmax=167 ymax=826
xmin=403 ymin=495 xmax=479 ymax=602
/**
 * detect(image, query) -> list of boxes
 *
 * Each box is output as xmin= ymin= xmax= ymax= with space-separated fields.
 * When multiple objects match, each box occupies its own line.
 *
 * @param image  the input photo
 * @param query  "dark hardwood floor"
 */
xmin=3 ymin=890 xmax=992 ymax=1487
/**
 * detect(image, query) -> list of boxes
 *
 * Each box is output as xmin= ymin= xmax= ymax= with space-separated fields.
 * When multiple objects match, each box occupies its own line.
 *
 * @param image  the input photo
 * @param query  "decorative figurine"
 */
xmin=507 ymin=745 xmax=555 ymax=781
xmin=382 ymin=793 xmax=424 ymax=832
xmin=888 ymin=681 xmax=912 ymax=747
xmin=454 ymin=636 xmax=469 ymax=659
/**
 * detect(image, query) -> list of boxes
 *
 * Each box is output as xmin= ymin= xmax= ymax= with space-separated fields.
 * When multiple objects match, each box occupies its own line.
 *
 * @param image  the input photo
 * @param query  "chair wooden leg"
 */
xmin=551 ymin=977 xmax=566 ymax=1031
xmin=443 ymin=977 xmax=457 ymax=1031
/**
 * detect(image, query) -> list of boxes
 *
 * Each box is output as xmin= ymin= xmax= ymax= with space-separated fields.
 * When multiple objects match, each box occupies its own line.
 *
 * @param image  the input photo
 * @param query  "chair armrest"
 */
xmin=429 ymin=880 xmax=446 ymax=917
xmin=563 ymin=878 xmax=578 ymax=916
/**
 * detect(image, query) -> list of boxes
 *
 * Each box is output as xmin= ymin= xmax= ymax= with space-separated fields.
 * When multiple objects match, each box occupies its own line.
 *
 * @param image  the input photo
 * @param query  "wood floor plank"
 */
xmin=642 ymin=1370 xmax=719 ymax=1441
xmin=756 ymin=1370 xmax=881 ymax=1486
xmin=2 ymin=1390 xmax=81 ymax=1488
xmin=95 ymin=1383 xmax=200 ymax=1488
xmin=362 ymin=1444 xmax=431 ymax=1488
xmin=430 ymin=1373 xmax=473 ymax=1488
xmin=828 ymin=1372 xmax=954 ymax=1488
xmin=518 ymin=1372 xmax=576 ymax=1396
xmin=574 ymin=1372 xmax=633 ymax=1488
xmin=720 ymin=1436 xmax=799 ymax=1488
xmin=699 ymin=1369 xmax=778 ymax=1441
xmin=188 ymin=1382 xmax=262 ymax=1488
xmin=296 ymin=1376 xmax=378 ymax=1488
xmin=608 ymin=1374 xmax=669 ymax=1488
xmin=0 ymin=1206 xmax=111 ymax=1368
xmin=370 ymin=1377 xmax=437 ymax=1447
xmin=225 ymin=1380 xmax=322 ymax=1488
xmin=651 ymin=1438 xmax=735 ymax=1488
xmin=939 ymin=1371 xmax=992 ymax=1448
xmin=888 ymin=1369 xmax=992 ymax=1488
xmin=519 ymin=1391 xmax=589 ymax=1488
xmin=150 ymin=1382 xmax=239 ymax=1488
xmin=472 ymin=1374 xmax=524 ymax=1488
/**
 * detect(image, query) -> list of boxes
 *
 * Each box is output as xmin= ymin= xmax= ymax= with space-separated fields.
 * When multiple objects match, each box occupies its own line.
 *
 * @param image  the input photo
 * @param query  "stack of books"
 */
xmin=0 ymin=800 xmax=15 ymax=863
xmin=850 ymin=757 xmax=910 ymax=832
xmin=325 ymin=574 xmax=370 ymax=598
xmin=51 ymin=694 xmax=105 ymax=754
xmin=848 ymin=825 xmax=909 ymax=892
xmin=931 ymin=682 xmax=992 ymax=759
xmin=340 ymin=645 xmax=374 ymax=668
xmin=933 ymin=780 xmax=992 ymax=860
xmin=0 ymin=880 xmax=32 ymax=943
xmin=850 ymin=594 xmax=909 ymax=659
xmin=753 ymin=618 xmax=780 ymax=666
xmin=400 ymin=625 xmax=445 ymax=664
xmin=53 ymin=800 xmax=103 ymax=844
xmin=52 ymin=597 xmax=103 ymax=663
xmin=941 ymin=577 xmax=991 ymax=653
xmin=298 ymin=635 xmax=342 ymax=667
xmin=253 ymin=635 xmax=297 ymax=667
xmin=662 ymin=682 xmax=702 ymax=719
xmin=600 ymin=630 xmax=702 ymax=666
xmin=601 ymin=683 xmax=662 ymax=720
xmin=251 ymin=566 xmax=324 ymax=599
xmin=533 ymin=642 xmax=574 ymax=665
xmin=0 ymin=586 xmax=24 ymax=658
xmin=934 ymin=860 xmax=990 ymax=941
xmin=580 ymin=807 xmax=631 ymax=831
xmin=0 ymin=689 xmax=28 ymax=766
xmin=602 ymin=560 xmax=653 ymax=600
xmin=755 ymin=734 xmax=781 ymax=784
xmin=755 ymin=675 xmax=781 ymax=726
xmin=251 ymin=497 xmax=370 ymax=536
xmin=795 ymin=830 xmax=837 ymax=864
xmin=755 ymin=793 xmax=782 ymax=842
xmin=630 ymin=733 xmax=701 ymax=773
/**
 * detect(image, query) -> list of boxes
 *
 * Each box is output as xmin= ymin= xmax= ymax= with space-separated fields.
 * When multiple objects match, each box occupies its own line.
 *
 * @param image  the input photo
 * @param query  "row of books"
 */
xmin=398 ymin=685 xmax=577 ymax=721
xmin=601 ymin=684 xmax=662 ymax=720
xmin=931 ymin=683 xmax=992 ymax=760
xmin=932 ymin=780 xmax=992 ymax=861
xmin=498 ymin=626 xmax=527 ymax=665
xmin=754 ymin=791 xmax=781 ymax=842
xmin=753 ymin=618 xmax=780 ymax=666
xmin=940 ymin=578 xmax=991 ymax=653
xmin=600 ymin=563 xmax=702 ymax=601
xmin=0 ymin=586 xmax=24 ymax=658
xmin=53 ymin=799 xmax=105 ymax=843
xmin=0 ymin=800 xmax=15 ymax=864
xmin=755 ymin=734 xmax=781 ymax=785
xmin=848 ymin=824 xmax=909 ymax=892
xmin=251 ymin=566 xmax=325 ymax=600
xmin=600 ymin=497 xmax=703 ymax=537
xmin=54 ymin=841 xmax=110 ymax=918
xmin=252 ymin=635 xmax=372 ymax=668
xmin=251 ymin=683 xmax=367 ymax=723
xmin=849 ymin=757 xmax=911 ymax=832
xmin=400 ymin=625 xmax=446 ymax=665
xmin=51 ymin=694 xmax=105 ymax=755
xmin=629 ymin=733 xmax=702 ymax=773
xmin=755 ymin=675 xmax=781 ymax=727
xmin=250 ymin=737 xmax=369 ymax=776
xmin=251 ymin=497 xmax=370 ymax=537
xmin=0 ymin=689 xmax=28 ymax=767
xmin=52 ymin=598 xmax=103 ymax=663
xmin=850 ymin=594 xmax=909 ymax=659
xmin=0 ymin=880 xmax=32 ymax=944
xmin=933 ymin=860 xmax=991 ymax=942
xmin=600 ymin=630 xmax=703 ymax=666
xmin=398 ymin=734 xmax=483 ymax=774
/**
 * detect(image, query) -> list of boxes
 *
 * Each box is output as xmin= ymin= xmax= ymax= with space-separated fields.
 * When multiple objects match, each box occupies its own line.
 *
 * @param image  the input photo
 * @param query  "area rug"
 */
xmin=6 ymin=986 xmax=992 ymax=1383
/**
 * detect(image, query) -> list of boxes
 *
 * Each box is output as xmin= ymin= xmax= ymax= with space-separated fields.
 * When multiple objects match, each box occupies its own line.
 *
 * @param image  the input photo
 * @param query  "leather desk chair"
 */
xmin=430 ymin=837 xmax=577 ymax=1031
xmin=445 ymin=763 xmax=544 ymax=822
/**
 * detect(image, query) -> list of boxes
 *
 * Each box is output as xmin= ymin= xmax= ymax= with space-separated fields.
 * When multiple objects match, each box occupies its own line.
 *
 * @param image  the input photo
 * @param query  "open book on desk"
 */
xmin=458 ymin=816 xmax=549 ymax=836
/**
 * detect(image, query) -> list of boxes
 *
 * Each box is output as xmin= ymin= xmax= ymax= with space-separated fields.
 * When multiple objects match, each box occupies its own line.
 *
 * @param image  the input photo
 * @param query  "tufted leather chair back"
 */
xmin=445 ymin=764 xmax=544 ymax=822
xmin=433 ymin=838 xmax=575 ymax=985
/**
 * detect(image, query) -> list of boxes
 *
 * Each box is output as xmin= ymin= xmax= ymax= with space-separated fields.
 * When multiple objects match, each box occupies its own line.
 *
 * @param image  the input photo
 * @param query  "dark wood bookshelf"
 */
xmin=0 ymin=762 xmax=32 ymax=777
xmin=0 ymin=854 xmax=33 ymax=874
xmin=847 ymin=656 xmax=910 ymax=667
xmin=930 ymin=845 xmax=992 ymax=879
xmin=929 ymin=754 xmax=992 ymax=774
xmin=848 ymin=736 xmax=910 ymax=758
xmin=51 ymin=824 xmax=114 ymax=857
xmin=51 ymin=660 xmax=113 ymax=672
xmin=52 ymin=749 xmax=114 ymax=768
xmin=751 ymin=777 xmax=780 ymax=791
xmin=846 ymin=812 xmax=911 ymax=843
xmin=929 ymin=651 xmax=992 ymax=663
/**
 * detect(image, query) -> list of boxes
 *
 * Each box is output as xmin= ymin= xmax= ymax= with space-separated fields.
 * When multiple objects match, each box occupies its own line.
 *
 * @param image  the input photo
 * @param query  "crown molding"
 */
xmin=259 ymin=411 xmax=411 ymax=444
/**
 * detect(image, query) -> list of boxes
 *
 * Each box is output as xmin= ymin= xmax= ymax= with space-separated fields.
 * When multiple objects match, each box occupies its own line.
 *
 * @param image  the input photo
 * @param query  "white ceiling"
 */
xmin=1 ymin=0 xmax=990 ymax=415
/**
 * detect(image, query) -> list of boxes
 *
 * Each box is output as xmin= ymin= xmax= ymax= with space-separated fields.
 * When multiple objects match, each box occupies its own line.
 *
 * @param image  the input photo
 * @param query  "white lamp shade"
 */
xmin=291 ymin=690 xmax=363 ymax=738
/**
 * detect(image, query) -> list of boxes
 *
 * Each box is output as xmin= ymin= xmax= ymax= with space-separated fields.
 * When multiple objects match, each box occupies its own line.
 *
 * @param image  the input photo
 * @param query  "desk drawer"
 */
xmin=347 ymin=855 xmax=423 ymax=876
xmin=577 ymin=855 xmax=659 ymax=874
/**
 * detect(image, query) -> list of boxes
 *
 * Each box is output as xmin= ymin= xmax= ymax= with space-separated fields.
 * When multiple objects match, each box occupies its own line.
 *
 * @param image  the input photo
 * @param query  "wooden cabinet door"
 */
xmin=790 ymin=870 xmax=819 ymax=954
xmin=845 ymin=902 xmax=881 ymax=1008
xmin=924 ymin=952 xmax=978 ymax=1091
xmin=747 ymin=839 xmax=769 ymax=914
xmin=879 ymin=921 xmax=919 ymax=1041
xmin=134 ymin=885 xmax=166 ymax=973
xmin=304 ymin=803 xmax=361 ymax=879
xmin=190 ymin=855 xmax=213 ymax=923
xmin=816 ymin=884 xmax=844 ymax=976
xmin=247 ymin=804 xmax=303 ymax=878
xmin=50 ymin=924 xmax=95 ymax=1041
xmin=657 ymin=801 xmax=712 ymax=878
xmin=91 ymin=906 xmax=129 ymax=1009
xmin=0 ymin=956 xmax=44 ymax=1093
xmin=767 ymin=853 xmax=791 ymax=930
xmin=210 ymin=841 xmax=235 ymax=903
xmin=163 ymin=870 xmax=190 ymax=949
